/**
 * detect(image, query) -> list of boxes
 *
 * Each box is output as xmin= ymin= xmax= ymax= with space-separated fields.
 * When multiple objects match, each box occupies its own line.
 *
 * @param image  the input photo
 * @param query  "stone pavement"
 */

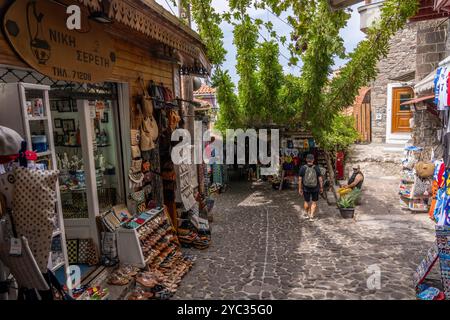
xmin=174 ymin=169 xmax=437 ymax=300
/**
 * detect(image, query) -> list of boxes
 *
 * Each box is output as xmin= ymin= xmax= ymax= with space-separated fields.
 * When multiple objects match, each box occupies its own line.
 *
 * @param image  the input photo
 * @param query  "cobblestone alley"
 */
xmin=175 ymin=168 xmax=437 ymax=300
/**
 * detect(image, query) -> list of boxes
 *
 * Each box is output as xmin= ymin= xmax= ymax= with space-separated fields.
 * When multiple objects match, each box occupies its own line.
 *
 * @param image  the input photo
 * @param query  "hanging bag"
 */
xmin=128 ymin=171 xmax=144 ymax=190
xmin=130 ymin=129 xmax=140 ymax=146
xmin=130 ymin=159 xmax=143 ymax=174
xmin=128 ymin=190 xmax=146 ymax=215
xmin=168 ymin=109 xmax=181 ymax=131
xmin=137 ymin=79 xmax=159 ymax=152
xmin=139 ymin=78 xmax=155 ymax=118
xmin=140 ymin=116 xmax=159 ymax=152
xmin=131 ymin=145 xmax=141 ymax=159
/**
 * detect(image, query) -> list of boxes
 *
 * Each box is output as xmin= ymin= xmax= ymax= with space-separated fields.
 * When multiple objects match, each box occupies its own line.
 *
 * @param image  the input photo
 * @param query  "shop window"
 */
xmin=90 ymin=100 xmax=122 ymax=212
xmin=52 ymin=98 xmax=89 ymax=219
xmin=399 ymin=93 xmax=413 ymax=111
xmin=52 ymin=98 xmax=123 ymax=219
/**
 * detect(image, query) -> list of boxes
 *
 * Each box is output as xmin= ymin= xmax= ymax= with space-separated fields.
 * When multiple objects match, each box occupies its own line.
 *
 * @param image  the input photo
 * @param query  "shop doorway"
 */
xmin=50 ymin=94 xmax=125 ymax=282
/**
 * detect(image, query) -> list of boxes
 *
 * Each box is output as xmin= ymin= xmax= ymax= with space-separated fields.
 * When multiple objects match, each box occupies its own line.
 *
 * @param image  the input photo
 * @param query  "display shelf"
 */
xmin=51 ymin=261 xmax=65 ymax=272
xmin=37 ymin=150 xmax=52 ymax=157
xmin=56 ymin=144 xmax=111 ymax=148
xmin=117 ymin=207 xmax=179 ymax=268
xmin=27 ymin=116 xmax=48 ymax=121
xmin=409 ymin=208 xmax=429 ymax=213
xmin=400 ymin=194 xmax=430 ymax=200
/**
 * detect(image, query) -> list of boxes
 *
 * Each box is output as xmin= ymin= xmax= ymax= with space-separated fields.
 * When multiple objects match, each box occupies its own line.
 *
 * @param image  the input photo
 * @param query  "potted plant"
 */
xmin=337 ymin=188 xmax=362 ymax=219
xmin=271 ymin=176 xmax=281 ymax=190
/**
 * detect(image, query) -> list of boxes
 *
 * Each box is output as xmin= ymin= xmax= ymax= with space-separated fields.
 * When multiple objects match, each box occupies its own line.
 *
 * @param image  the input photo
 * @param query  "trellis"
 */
xmin=0 ymin=66 xmax=117 ymax=100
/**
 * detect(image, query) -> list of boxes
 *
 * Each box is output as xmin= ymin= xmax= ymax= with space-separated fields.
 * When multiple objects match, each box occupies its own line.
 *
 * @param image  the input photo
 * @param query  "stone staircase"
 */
xmin=343 ymin=143 xmax=434 ymax=228
xmin=345 ymin=143 xmax=406 ymax=177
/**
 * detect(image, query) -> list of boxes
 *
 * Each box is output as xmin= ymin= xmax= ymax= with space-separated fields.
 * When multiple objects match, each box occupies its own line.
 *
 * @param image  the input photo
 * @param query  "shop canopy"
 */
xmin=415 ymin=55 xmax=450 ymax=94
xmin=435 ymin=0 xmax=450 ymax=11
xmin=400 ymin=95 xmax=435 ymax=106
xmin=401 ymin=95 xmax=438 ymax=116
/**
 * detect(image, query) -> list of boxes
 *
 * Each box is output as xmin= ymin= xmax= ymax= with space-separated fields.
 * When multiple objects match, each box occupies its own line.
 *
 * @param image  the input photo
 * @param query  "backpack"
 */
xmin=303 ymin=165 xmax=318 ymax=188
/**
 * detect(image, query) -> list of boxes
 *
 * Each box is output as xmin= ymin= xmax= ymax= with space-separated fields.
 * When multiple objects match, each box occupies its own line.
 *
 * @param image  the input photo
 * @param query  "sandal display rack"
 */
xmin=117 ymin=206 xmax=180 ymax=268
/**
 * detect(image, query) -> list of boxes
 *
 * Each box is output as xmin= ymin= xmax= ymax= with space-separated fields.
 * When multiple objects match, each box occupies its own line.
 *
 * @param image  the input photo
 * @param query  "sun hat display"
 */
xmin=0 ymin=126 xmax=22 ymax=156
xmin=0 ymin=126 xmax=38 ymax=165
xmin=0 ymin=126 xmax=23 ymax=164
xmin=415 ymin=162 xmax=435 ymax=178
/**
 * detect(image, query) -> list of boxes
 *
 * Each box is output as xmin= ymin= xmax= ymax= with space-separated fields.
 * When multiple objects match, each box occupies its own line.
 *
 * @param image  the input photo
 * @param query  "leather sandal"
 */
xmin=108 ymin=273 xmax=129 ymax=286
xmin=128 ymin=289 xmax=154 ymax=300
xmin=136 ymin=274 xmax=158 ymax=288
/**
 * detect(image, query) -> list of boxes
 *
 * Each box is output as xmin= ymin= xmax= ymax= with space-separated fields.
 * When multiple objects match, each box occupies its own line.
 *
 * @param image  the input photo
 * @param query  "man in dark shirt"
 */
xmin=298 ymin=154 xmax=323 ymax=221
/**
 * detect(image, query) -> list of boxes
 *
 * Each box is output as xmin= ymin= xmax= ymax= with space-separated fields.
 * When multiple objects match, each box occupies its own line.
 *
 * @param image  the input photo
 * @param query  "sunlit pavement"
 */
xmin=174 ymin=178 xmax=437 ymax=300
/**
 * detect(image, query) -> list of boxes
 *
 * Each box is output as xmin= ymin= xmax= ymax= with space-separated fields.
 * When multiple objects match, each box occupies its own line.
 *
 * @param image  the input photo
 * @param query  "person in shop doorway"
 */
xmin=247 ymin=164 xmax=257 ymax=182
xmin=338 ymin=165 xmax=364 ymax=197
xmin=298 ymin=154 xmax=323 ymax=221
xmin=205 ymin=137 xmax=216 ymax=184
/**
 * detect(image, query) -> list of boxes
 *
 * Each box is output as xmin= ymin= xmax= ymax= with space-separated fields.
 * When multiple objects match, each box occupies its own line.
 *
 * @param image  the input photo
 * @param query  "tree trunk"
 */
xmin=325 ymin=150 xmax=339 ymax=202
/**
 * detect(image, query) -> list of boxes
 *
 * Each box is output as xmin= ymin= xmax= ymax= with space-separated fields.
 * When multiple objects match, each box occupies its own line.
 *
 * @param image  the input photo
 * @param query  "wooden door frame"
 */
xmin=386 ymin=83 xmax=413 ymax=144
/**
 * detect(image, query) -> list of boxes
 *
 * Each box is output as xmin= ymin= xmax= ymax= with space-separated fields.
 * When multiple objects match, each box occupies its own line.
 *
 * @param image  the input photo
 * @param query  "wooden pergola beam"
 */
xmin=328 ymin=0 xmax=364 ymax=9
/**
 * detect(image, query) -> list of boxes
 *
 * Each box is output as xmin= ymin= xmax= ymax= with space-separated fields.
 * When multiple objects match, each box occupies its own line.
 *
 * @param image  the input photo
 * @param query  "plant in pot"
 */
xmin=271 ymin=176 xmax=281 ymax=190
xmin=337 ymin=188 xmax=362 ymax=219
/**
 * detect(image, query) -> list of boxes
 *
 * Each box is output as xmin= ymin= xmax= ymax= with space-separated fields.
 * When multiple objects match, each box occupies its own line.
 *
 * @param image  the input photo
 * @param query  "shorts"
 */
xmin=304 ymin=190 xmax=319 ymax=202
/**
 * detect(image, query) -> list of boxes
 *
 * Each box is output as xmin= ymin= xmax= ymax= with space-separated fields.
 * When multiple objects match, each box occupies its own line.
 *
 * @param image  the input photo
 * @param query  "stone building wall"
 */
xmin=371 ymin=19 xmax=450 ymax=144
xmin=370 ymin=22 xmax=417 ymax=143
xmin=416 ymin=19 xmax=449 ymax=82
xmin=412 ymin=20 xmax=450 ymax=153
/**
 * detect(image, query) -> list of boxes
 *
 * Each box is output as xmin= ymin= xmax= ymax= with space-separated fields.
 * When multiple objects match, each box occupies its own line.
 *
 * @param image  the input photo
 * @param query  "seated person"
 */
xmin=338 ymin=165 xmax=364 ymax=197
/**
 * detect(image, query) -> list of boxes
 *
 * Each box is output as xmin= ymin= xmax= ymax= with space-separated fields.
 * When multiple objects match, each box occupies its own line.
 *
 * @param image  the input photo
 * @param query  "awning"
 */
xmin=401 ymin=95 xmax=435 ymax=106
xmin=435 ymin=0 xmax=450 ymax=11
xmin=414 ymin=70 xmax=436 ymax=94
xmin=415 ymin=55 xmax=450 ymax=94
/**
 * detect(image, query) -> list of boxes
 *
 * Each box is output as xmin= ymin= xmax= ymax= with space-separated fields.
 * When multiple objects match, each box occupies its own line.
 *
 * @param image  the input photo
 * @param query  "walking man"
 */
xmin=298 ymin=154 xmax=323 ymax=221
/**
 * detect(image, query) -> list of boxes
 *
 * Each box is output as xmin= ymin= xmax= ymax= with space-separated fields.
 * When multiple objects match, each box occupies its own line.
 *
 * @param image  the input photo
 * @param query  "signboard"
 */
xmin=436 ymin=226 xmax=450 ymax=299
xmin=3 ymin=0 xmax=115 ymax=83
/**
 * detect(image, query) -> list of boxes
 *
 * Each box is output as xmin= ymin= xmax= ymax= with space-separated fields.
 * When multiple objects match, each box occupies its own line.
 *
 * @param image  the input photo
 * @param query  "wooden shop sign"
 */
xmin=3 ymin=0 xmax=116 ymax=83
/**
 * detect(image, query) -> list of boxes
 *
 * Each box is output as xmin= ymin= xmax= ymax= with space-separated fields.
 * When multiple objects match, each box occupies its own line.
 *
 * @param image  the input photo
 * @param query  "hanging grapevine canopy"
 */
xmin=178 ymin=0 xmax=420 ymax=150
